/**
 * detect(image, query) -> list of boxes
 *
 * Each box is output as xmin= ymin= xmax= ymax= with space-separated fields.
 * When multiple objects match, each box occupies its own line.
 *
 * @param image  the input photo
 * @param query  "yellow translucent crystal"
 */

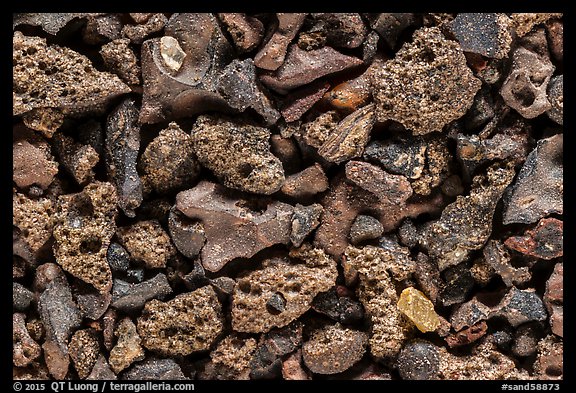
xmin=397 ymin=287 xmax=440 ymax=333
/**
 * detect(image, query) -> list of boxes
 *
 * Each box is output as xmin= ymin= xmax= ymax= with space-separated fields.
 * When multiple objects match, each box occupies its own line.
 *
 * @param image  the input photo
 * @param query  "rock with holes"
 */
xmin=176 ymin=181 xmax=293 ymax=272
xmin=99 ymin=38 xmax=140 ymax=85
xmin=13 ymin=192 xmax=54 ymax=260
xmin=345 ymin=244 xmax=416 ymax=358
xmin=503 ymin=134 xmax=563 ymax=225
xmin=13 ymin=31 xmax=129 ymax=137
xmin=302 ymin=324 xmax=368 ymax=374
xmin=105 ymin=98 xmax=142 ymax=218
xmin=533 ymin=335 xmax=563 ymax=380
xmin=231 ymin=244 xmax=337 ymax=333
xmin=116 ymin=220 xmax=175 ymax=269
xmin=418 ymin=163 xmax=516 ymax=271
xmin=500 ymin=47 xmax=554 ymax=119
xmin=483 ymin=240 xmax=531 ymax=287
xmin=53 ymin=133 xmax=99 ymax=186
xmin=52 ymin=182 xmax=117 ymax=293
xmin=137 ymin=285 xmax=224 ymax=356
xmin=511 ymin=13 xmax=562 ymax=37
xmin=371 ymin=27 xmax=481 ymax=134
xmin=191 ymin=115 xmax=285 ymax=195
xmin=13 ymin=313 xmax=42 ymax=367
xmin=199 ymin=335 xmax=258 ymax=380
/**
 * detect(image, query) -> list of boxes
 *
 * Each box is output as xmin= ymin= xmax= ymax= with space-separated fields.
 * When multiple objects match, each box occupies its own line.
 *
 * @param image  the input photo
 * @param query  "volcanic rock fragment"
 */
xmin=396 ymin=340 xmax=440 ymax=380
xmin=68 ymin=329 xmax=99 ymax=379
xmin=122 ymin=13 xmax=167 ymax=44
xmin=106 ymin=243 xmax=130 ymax=273
xmin=371 ymin=27 xmax=481 ymax=134
xmin=281 ymin=164 xmax=328 ymax=200
xmin=349 ymin=215 xmax=383 ymax=245
xmin=105 ymin=98 xmax=142 ymax=217
xmin=100 ymin=38 xmax=141 ymax=85
xmin=448 ymin=13 xmax=512 ymax=59
xmin=438 ymin=263 xmax=475 ymax=307
xmin=111 ymin=273 xmax=172 ymax=312
xmin=109 ymin=318 xmax=145 ymax=374
xmin=544 ymin=263 xmax=563 ymax=337
xmin=302 ymin=324 xmax=368 ymax=374
xmin=311 ymin=287 xmax=364 ymax=324
xmin=176 ymin=181 xmax=293 ymax=272
xmin=217 ymin=13 xmax=264 ymax=53
xmin=117 ymin=220 xmax=175 ymax=269
xmin=500 ymin=47 xmax=554 ymax=119
xmin=300 ymin=13 xmax=367 ymax=50
xmin=533 ymin=335 xmax=563 ymax=380
xmin=191 ymin=115 xmax=285 ymax=194
xmin=168 ymin=208 xmax=206 ymax=259
xmin=139 ymin=122 xmax=200 ymax=195
xmin=13 ymin=31 xmax=130 ymax=136
xmin=73 ymin=283 xmax=112 ymax=320
xmin=511 ymin=13 xmax=563 ymax=37
xmin=52 ymin=182 xmax=116 ymax=292
xmin=13 ymin=283 xmax=34 ymax=312
xmin=137 ymin=286 xmax=224 ymax=356
xmin=13 ymin=313 xmax=42 ymax=367
xmin=82 ymin=14 xmax=122 ymax=44
xmin=121 ymin=358 xmax=188 ymax=380
xmin=260 ymin=45 xmax=363 ymax=93
xmin=366 ymin=13 xmax=415 ymax=49
xmin=255 ymin=13 xmax=306 ymax=71
xmin=282 ymin=350 xmax=311 ymax=380
xmin=546 ymin=75 xmax=563 ymax=125
xmin=546 ymin=18 xmax=563 ymax=62
xmin=13 ymin=130 xmax=59 ymax=190
xmin=216 ymin=58 xmax=280 ymax=125
xmin=418 ymin=163 xmax=515 ymax=271
xmin=38 ymin=274 xmax=82 ymax=379
xmin=290 ymin=203 xmax=323 ymax=247
xmin=231 ymin=245 xmax=337 ymax=333
xmin=13 ymin=13 xmax=95 ymax=35
xmin=281 ymin=81 xmax=330 ymax=122
xmin=445 ymin=321 xmax=488 ymax=348
xmin=503 ymin=134 xmax=562 ymax=224
xmin=199 ymin=336 xmax=257 ymax=380
xmin=139 ymin=13 xmax=233 ymax=124
xmin=451 ymin=287 xmax=547 ymax=331
xmin=317 ymin=103 xmax=375 ymax=163
xmin=53 ymin=133 xmax=99 ymax=186
xmin=86 ymin=355 xmax=116 ymax=380
xmin=505 ymin=218 xmax=563 ymax=260
xmin=345 ymin=244 xmax=416 ymax=358
xmin=483 ymin=240 xmax=531 ymax=287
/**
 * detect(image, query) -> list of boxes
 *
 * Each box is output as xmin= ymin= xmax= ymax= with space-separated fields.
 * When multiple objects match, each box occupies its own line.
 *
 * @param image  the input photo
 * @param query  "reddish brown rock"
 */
xmin=13 ymin=192 xmax=55 ymax=259
xmin=109 ymin=318 xmax=145 ymax=374
xmin=100 ymin=38 xmax=141 ymax=85
xmin=544 ymin=263 xmax=563 ymax=337
xmin=13 ymin=313 xmax=42 ymax=367
xmin=102 ymin=309 xmax=117 ymax=352
xmin=282 ymin=350 xmax=311 ymax=380
xmin=505 ymin=218 xmax=563 ymax=260
xmin=13 ymin=13 xmax=96 ymax=35
xmin=503 ymin=134 xmax=562 ymax=225
xmin=546 ymin=18 xmax=563 ymax=62
xmin=199 ymin=335 xmax=257 ymax=380
xmin=281 ymin=81 xmax=331 ymax=122
xmin=281 ymin=164 xmax=329 ymax=199
xmin=13 ymin=126 xmax=58 ymax=190
xmin=445 ymin=321 xmax=488 ymax=348
xmin=255 ymin=13 xmax=306 ymax=71
xmin=138 ymin=13 xmax=234 ymax=124
xmin=260 ymin=45 xmax=363 ymax=94
xmin=86 ymin=355 xmax=117 ymax=380
xmin=121 ymin=13 xmax=167 ymax=44
xmin=270 ymin=135 xmax=302 ymax=174
xmin=176 ymin=181 xmax=293 ymax=272
xmin=218 ymin=13 xmax=264 ymax=53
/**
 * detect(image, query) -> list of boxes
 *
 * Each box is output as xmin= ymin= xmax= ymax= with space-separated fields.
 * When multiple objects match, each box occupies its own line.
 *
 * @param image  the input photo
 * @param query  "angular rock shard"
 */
xmin=504 ymin=218 xmax=563 ymax=260
xmin=217 ymin=13 xmax=264 ymax=53
xmin=448 ymin=13 xmax=512 ymax=59
xmin=176 ymin=181 xmax=293 ymax=272
xmin=105 ymin=98 xmax=142 ymax=217
xmin=419 ymin=163 xmax=516 ymax=271
xmin=111 ymin=273 xmax=173 ymax=312
xmin=503 ymin=134 xmax=562 ymax=224
xmin=483 ymin=240 xmax=531 ymax=287
xmin=371 ymin=27 xmax=481 ymax=134
xmin=397 ymin=287 xmax=440 ymax=333
xmin=254 ymin=13 xmax=306 ymax=71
